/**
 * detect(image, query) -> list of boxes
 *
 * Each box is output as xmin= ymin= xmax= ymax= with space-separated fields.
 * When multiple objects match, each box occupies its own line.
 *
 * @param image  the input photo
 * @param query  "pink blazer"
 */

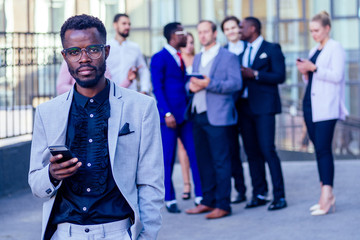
xmin=304 ymin=39 xmax=348 ymax=122
xmin=56 ymin=61 xmax=131 ymax=95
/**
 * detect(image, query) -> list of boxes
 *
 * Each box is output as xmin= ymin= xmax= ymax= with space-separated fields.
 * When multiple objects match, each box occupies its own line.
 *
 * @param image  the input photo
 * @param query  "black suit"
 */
xmin=223 ymin=42 xmax=247 ymax=197
xmin=237 ymin=40 xmax=286 ymax=200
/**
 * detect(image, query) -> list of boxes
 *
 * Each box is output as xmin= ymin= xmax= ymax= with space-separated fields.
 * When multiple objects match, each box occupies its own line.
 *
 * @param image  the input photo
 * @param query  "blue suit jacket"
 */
xmin=186 ymin=47 xmax=242 ymax=126
xmin=239 ymin=40 xmax=286 ymax=115
xmin=150 ymin=48 xmax=189 ymax=124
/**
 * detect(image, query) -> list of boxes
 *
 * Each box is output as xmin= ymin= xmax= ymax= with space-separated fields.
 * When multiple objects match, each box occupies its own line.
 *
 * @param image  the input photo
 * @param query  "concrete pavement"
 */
xmin=1 ymin=160 xmax=359 ymax=240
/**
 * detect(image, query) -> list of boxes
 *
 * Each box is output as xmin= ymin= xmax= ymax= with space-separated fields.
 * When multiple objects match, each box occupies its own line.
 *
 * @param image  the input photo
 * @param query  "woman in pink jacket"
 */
xmin=296 ymin=11 xmax=348 ymax=216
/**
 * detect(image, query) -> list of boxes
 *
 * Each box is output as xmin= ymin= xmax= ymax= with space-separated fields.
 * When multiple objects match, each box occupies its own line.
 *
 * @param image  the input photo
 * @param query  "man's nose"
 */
xmin=79 ymin=49 xmax=91 ymax=63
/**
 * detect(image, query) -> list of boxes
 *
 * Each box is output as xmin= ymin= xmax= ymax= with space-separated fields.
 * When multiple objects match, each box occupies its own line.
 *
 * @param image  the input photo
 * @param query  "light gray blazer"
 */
xmin=186 ymin=47 xmax=242 ymax=126
xmin=28 ymin=81 xmax=164 ymax=240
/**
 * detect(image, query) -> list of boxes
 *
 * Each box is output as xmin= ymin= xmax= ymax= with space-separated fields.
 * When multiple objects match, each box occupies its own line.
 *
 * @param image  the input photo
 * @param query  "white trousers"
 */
xmin=51 ymin=218 xmax=132 ymax=240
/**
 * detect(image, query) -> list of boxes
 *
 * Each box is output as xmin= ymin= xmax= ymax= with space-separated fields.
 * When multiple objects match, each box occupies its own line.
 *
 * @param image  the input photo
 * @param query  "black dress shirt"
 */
xmin=303 ymin=49 xmax=322 ymax=110
xmin=51 ymin=81 xmax=133 ymax=225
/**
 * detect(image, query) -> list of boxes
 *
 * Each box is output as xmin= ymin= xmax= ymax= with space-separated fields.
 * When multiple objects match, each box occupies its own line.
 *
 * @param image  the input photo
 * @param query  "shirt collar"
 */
xmin=229 ymin=40 xmax=242 ymax=49
xmin=248 ymin=35 xmax=264 ymax=50
xmin=73 ymin=79 xmax=110 ymax=108
xmin=164 ymin=43 xmax=179 ymax=55
xmin=201 ymin=42 xmax=221 ymax=54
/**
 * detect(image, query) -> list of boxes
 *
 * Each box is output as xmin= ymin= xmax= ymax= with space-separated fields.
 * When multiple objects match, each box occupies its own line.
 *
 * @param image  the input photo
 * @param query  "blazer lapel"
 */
xmin=51 ymin=89 xmax=73 ymax=145
xmin=209 ymin=48 xmax=223 ymax=76
xmin=108 ymin=82 xmax=123 ymax=167
xmin=251 ymin=41 xmax=266 ymax=69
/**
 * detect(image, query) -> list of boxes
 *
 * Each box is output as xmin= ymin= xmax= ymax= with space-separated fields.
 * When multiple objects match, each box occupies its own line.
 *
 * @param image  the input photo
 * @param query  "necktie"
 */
xmin=247 ymin=45 xmax=253 ymax=67
xmin=176 ymin=52 xmax=185 ymax=71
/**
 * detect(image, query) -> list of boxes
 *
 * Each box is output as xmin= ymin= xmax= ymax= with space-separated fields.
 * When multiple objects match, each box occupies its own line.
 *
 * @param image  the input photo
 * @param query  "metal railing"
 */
xmin=0 ymin=32 xmax=62 ymax=139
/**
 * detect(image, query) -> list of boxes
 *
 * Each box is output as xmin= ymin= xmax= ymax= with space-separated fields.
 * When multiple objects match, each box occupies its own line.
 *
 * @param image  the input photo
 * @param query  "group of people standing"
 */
xmin=151 ymin=11 xmax=347 ymax=219
xmin=29 ymin=9 xmax=347 ymax=240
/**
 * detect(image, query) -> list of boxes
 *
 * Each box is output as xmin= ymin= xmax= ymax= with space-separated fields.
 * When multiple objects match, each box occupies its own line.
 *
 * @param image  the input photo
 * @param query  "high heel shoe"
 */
xmin=311 ymin=197 xmax=336 ymax=216
xmin=309 ymin=203 xmax=320 ymax=211
xmin=182 ymin=183 xmax=191 ymax=200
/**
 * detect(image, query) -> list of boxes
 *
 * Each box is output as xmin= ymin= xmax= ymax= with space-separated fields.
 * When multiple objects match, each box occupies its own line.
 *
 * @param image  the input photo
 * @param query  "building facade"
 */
xmin=0 ymin=0 xmax=359 ymax=155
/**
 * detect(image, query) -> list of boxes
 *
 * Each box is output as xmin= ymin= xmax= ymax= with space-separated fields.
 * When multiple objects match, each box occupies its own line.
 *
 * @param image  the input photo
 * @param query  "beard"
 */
xmin=119 ymin=31 xmax=129 ymax=38
xmin=69 ymin=62 xmax=106 ymax=88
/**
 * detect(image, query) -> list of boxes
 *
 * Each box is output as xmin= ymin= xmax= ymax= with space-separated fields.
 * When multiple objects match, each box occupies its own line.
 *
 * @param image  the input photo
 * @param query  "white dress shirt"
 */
xmin=228 ymin=40 xmax=245 ymax=56
xmin=106 ymin=39 xmax=151 ymax=93
xmin=164 ymin=44 xmax=182 ymax=67
xmin=241 ymin=36 xmax=264 ymax=98
xmin=200 ymin=42 xmax=221 ymax=68
xmin=242 ymin=35 xmax=264 ymax=68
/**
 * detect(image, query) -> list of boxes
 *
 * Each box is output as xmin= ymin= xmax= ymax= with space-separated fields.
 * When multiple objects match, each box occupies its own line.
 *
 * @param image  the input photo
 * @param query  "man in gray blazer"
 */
xmin=28 ymin=15 xmax=164 ymax=240
xmin=185 ymin=20 xmax=242 ymax=219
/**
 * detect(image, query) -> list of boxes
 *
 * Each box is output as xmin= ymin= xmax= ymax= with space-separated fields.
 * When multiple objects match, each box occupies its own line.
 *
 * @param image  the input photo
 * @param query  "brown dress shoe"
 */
xmin=205 ymin=208 xmax=231 ymax=219
xmin=185 ymin=204 xmax=214 ymax=214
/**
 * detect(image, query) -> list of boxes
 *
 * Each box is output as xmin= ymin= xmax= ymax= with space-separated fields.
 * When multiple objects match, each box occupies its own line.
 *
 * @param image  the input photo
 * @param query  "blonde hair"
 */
xmin=312 ymin=11 xmax=331 ymax=28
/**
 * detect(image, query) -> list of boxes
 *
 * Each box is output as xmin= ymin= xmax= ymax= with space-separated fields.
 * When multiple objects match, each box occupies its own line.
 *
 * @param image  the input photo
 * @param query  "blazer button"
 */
xmin=85 ymin=228 xmax=90 ymax=233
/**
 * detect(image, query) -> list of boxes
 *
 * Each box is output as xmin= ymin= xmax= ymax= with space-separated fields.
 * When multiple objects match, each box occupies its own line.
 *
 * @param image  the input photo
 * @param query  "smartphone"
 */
xmin=48 ymin=145 xmax=74 ymax=164
xmin=187 ymin=73 xmax=205 ymax=79
xmin=296 ymin=58 xmax=303 ymax=62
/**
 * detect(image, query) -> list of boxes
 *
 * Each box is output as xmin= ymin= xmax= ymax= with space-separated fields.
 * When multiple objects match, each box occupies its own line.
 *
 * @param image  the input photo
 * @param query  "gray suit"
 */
xmin=185 ymin=46 xmax=242 ymax=212
xmin=28 ymin=82 xmax=164 ymax=240
xmin=186 ymin=47 xmax=242 ymax=126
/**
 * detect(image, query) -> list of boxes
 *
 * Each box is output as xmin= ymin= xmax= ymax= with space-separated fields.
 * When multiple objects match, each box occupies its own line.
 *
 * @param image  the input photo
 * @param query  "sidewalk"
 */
xmin=1 ymin=160 xmax=359 ymax=240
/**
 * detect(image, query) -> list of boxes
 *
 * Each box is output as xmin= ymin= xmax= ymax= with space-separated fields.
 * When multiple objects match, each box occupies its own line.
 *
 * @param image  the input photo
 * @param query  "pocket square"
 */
xmin=118 ymin=122 xmax=134 ymax=136
xmin=259 ymin=52 xmax=268 ymax=59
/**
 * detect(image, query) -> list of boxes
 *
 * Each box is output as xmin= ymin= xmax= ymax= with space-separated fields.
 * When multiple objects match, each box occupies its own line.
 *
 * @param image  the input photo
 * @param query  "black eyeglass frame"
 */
xmin=62 ymin=44 xmax=108 ymax=62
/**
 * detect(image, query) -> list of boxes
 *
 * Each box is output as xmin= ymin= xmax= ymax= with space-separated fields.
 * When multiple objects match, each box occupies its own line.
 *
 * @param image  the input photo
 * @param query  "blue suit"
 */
xmin=186 ymin=47 xmax=242 ymax=212
xmin=151 ymin=48 xmax=202 ymax=201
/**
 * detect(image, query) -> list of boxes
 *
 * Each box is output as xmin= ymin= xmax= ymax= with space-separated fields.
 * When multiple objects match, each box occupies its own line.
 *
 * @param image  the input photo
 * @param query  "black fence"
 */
xmin=0 ymin=32 xmax=62 ymax=139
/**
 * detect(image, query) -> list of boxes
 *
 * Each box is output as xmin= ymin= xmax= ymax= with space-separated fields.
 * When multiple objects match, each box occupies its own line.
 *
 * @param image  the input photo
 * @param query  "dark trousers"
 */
xmin=161 ymin=121 xmax=202 ymax=201
xmin=238 ymin=100 xmax=285 ymax=200
xmin=192 ymin=112 xmax=233 ymax=212
xmin=303 ymin=105 xmax=337 ymax=186
xmin=230 ymin=130 xmax=246 ymax=196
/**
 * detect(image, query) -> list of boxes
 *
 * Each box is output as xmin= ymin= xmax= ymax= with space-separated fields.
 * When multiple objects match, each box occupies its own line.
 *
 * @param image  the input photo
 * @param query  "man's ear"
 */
xmin=61 ymin=51 xmax=66 ymax=60
xmin=104 ymin=45 xmax=110 ymax=60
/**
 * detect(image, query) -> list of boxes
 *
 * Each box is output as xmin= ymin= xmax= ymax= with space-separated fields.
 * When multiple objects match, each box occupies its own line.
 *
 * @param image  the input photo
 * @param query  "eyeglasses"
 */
xmin=62 ymin=44 xmax=107 ymax=62
xmin=175 ymin=30 xmax=187 ymax=36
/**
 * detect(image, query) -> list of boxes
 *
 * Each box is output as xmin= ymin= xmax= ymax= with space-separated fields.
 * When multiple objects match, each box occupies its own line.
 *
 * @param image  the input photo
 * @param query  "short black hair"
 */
xmin=198 ymin=20 xmax=217 ymax=32
xmin=221 ymin=16 xmax=240 ymax=32
xmin=244 ymin=16 xmax=261 ymax=35
xmin=60 ymin=14 xmax=107 ymax=46
xmin=113 ymin=13 xmax=129 ymax=23
xmin=163 ymin=22 xmax=181 ymax=43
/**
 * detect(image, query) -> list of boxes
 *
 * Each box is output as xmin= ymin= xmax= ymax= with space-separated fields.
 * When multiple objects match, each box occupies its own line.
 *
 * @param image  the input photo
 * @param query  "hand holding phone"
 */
xmin=48 ymin=145 xmax=74 ymax=163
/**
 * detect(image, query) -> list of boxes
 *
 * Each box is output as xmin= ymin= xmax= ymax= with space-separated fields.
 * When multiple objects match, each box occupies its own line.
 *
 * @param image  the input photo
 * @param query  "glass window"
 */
xmin=129 ymin=30 xmax=151 ymax=56
xmin=333 ymin=0 xmax=357 ymax=17
xmin=51 ymin=0 xmax=65 ymax=32
xmin=126 ymin=0 xmax=149 ymax=28
xmin=254 ymin=0 xmax=276 ymax=19
xmin=279 ymin=0 xmax=303 ymax=19
xmin=306 ymin=0 xmax=330 ymax=19
xmin=200 ymin=0 xmax=225 ymax=23
xmin=279 ymin=21 xmax=307 ymax=52
xmin=151 ymin=0 xmax=175 ymax=29
xmin=0 ymin=0 xmax=5 ymax=31
xmin=332 ymin=19 xmax=359 ymax=49
xmin=177 ymin=0 xmax=199 ymax=25
xmin=227 ymin=0 xmax=250 ymax=18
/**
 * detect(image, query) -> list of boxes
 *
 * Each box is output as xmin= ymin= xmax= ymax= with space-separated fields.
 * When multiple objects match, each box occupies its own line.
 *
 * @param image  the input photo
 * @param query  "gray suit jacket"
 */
xmin=186 ymin=47 xmax=242 ymax=126
xmin=28 ymin=81 xmax=164 ymax=240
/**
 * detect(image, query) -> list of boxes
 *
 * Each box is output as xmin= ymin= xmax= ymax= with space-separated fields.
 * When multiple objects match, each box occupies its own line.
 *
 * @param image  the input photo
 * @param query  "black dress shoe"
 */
xmin=166 ymin=203 xmax=181 ymax=213
xmin=231 ymin=194 xmax=247 ymax=204
xmin=245 ymin=196 xmax=269 ymax=209
xmin=268 ymin=198 xmax=287 ymax=211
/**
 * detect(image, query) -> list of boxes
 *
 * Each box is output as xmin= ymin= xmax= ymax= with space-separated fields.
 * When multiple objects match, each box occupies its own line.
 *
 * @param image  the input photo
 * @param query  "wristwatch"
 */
xmin=165 ymin=112 xmax=172 ymax=118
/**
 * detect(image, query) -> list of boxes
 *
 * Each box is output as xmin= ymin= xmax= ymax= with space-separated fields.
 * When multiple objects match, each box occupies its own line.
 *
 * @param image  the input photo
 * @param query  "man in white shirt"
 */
xmin=106 ymin=13 xmax=151 ymax=94
xmin=221 ymin=15 xmax=247 ymax=205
